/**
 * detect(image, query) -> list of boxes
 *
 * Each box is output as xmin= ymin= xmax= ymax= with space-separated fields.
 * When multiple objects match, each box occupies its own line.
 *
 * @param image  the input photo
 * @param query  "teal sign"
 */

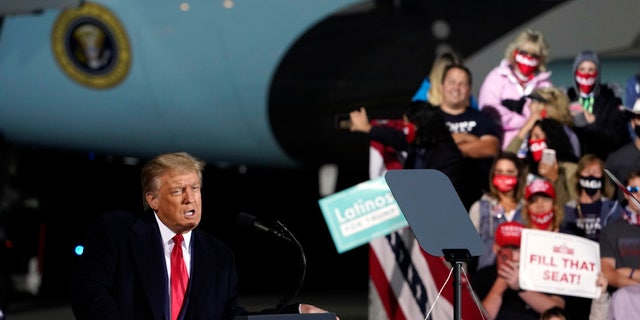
xmin=318 ymin=176 xmax=408 ymax=253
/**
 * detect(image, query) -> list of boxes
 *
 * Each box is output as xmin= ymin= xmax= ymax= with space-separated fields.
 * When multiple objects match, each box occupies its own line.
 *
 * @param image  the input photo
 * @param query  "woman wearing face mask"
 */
xmin=561 ymin=154 xmax=624 ymax=242
xmin=478 ymin=29 xmax=553 ymax=150
xmin=508 ymin=118 xmax=579 ymax=207
xmin=469 ymin=152 xmax=526 ymax=272
xmin=566 ymin=50 xmax=631 ymax=161
xmin=506 ymin=86 xmax=581 ymax=159
xmin=522 ymin=179 xmax=564 ymax=231
xmin=558 ymin=155 xmax=624 ymax=320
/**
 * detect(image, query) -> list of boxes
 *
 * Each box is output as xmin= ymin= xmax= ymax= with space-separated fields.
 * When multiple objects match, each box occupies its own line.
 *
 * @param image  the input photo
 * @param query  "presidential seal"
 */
xmin=51 ymin=2 xmax=131 ymax=89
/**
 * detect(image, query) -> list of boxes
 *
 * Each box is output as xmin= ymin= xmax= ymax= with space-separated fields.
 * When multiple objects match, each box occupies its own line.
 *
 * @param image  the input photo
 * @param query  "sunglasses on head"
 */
xmin=627 ymin=186 xmax=640 ymax=193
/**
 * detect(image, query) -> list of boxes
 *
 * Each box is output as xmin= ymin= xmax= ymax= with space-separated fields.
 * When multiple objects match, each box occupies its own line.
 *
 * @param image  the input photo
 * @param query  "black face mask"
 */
xmin=634 ymin=125 xmax=640 ymax=139
xmin=580 ymin=175 xmax=602 ymax=197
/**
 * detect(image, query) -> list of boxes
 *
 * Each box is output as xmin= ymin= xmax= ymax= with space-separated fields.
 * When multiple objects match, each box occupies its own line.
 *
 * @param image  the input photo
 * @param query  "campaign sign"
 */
xmin=519 ymin=229 xmax=601 ymax=299
xmin=318 ymin=176 xmax=408 ymax=253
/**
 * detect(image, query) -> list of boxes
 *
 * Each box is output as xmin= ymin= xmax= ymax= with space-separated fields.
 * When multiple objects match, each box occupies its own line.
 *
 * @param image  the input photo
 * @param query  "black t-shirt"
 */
xmin=472 ymin=265 xmax=542 ymax=320
xmin=437 ymin=107 xmax=500 ymax=209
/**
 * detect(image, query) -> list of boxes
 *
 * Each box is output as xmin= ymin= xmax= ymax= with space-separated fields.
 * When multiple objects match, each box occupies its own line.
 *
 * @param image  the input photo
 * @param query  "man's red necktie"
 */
xmin=171 ymin=234 xmax=188 ymax=320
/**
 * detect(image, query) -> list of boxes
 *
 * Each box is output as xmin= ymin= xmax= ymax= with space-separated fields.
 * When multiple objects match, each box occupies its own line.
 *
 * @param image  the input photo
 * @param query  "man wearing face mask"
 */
xmin=566 ymin=50 xmax=631 ymax=161
xmin=561 ymin=154 xmax=624 ymax=242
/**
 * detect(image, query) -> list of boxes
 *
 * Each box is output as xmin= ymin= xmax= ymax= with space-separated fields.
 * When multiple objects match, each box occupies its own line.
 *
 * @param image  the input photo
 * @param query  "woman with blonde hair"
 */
xmin=561 ymin=153 xmax=623 ymax=241
xmin=478 ymin=29 xmax=553 ymax=149
xmin=507 ymin=86 xmax=581 ymax=158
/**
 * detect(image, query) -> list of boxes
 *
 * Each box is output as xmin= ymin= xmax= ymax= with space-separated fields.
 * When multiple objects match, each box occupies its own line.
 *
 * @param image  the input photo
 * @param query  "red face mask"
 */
xmin=575 ymin=70 xmax=597 ymax=94
xmin=492 ymin=174 xmax=518 ymax=193
xmin=540 ymin=108 xmax=548 ymax=119
xmin=514 ymin=50 xmax=540 ymax=77
xmin=530 ymin=210 xmax=554 ymax=230
xmin=528 ymin=138 xmax=547 ymax=162
xmin=404 ymin=123 xmax=416 ymax=144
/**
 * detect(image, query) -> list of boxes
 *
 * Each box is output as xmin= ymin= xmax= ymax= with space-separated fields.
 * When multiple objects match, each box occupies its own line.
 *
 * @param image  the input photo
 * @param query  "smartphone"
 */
xmin=334 ymin=114 xmax=351 ymax=130
xmin=541 ymin=148 xmax=556 ymax=165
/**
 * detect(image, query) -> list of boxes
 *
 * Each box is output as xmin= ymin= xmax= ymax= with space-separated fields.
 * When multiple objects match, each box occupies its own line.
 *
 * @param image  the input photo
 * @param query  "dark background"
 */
xmin=0 ymin=0 xmax=568 ymax=313
xmin=0 ymin=144 xmax=370 ymax=310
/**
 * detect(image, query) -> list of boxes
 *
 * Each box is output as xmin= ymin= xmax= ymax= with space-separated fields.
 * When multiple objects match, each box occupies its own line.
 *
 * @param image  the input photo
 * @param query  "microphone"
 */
xmin=235 ymin=212 xmax=306 ymax=313
xmin=235 ymin=212 xmax=292 ymax=242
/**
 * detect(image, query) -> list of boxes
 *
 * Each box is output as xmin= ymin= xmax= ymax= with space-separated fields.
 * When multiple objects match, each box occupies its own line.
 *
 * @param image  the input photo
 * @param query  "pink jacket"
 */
xmin=478 ymin=59 xmax=553 ymax=149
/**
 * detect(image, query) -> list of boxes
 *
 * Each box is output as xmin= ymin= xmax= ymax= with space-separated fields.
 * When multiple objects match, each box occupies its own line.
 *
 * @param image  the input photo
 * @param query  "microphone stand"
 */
xmin=275 ymin=220 xmax=306 ymax=313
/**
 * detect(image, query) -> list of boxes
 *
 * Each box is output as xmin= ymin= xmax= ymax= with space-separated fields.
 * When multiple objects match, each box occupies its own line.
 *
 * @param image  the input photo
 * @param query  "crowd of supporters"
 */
xmin=349 ymin=28 xmax=640 ymax=319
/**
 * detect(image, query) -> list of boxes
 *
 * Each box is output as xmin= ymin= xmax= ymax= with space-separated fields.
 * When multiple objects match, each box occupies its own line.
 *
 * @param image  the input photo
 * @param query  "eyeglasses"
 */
xmin=627 ymin=186 xmax=640 ymax=193
xmin=517 ymin=49 xmax=540 ymax=59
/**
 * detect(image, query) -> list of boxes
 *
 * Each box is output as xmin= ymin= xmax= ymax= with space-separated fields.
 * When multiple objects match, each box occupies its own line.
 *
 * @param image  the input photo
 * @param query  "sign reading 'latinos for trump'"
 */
xmin=318 ymin=176 xmax=408 ymax=253
xmin=519 ymin=229 xmax=601 ymax=299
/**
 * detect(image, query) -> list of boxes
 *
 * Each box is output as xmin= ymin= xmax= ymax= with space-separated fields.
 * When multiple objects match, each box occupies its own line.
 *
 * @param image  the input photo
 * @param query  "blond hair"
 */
xmin=427 ymin=52 xmax=464 ymax=105
xmin=534 ymin=87 xmax=573 ymax=125
xmin=504 ymin=29 xmax=549 ymax=72
xmin=574 ymin=154 xmax=614 ymax=199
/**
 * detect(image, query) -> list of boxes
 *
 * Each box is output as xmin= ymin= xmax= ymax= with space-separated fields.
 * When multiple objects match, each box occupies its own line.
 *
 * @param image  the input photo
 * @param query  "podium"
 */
xmin=384 ymin=169 xmax=485 ymax=320
xmin=235 ymin=313 xmax=336 ymax=320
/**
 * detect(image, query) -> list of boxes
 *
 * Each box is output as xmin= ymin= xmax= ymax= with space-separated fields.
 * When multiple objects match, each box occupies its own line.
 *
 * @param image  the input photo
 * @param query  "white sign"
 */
xmin=519 ymin=229 xmax=601 ymax=299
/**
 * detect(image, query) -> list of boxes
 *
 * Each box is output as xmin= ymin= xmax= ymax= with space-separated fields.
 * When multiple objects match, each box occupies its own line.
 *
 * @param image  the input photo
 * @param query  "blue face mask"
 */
xmin=580 ymin=175 xmax=602 ymax=197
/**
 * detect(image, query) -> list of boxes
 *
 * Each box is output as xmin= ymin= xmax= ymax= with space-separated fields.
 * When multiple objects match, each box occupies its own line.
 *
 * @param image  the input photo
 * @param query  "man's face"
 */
xmin=626 ymin=177 xmax=640 ymax=213
xmin=147 ymin=170 xmax=202 ymax=234
xmin=496 ymin=246 xmax=520 ymax=270
xmin=441 ymin=68 xmax=471 ymax=110
xmin=632 ymin=118 xmax=640 ymax=134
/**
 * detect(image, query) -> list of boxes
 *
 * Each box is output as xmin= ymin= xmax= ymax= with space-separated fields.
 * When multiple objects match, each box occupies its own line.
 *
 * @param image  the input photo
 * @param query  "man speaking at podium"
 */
xmin=71 ymin=152 xmax=336 ymax=320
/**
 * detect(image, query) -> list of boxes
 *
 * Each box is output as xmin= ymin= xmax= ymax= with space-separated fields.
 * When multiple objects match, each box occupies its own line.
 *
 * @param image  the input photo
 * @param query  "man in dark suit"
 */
xmin=71 ymin=152 xmax=334 ymax=320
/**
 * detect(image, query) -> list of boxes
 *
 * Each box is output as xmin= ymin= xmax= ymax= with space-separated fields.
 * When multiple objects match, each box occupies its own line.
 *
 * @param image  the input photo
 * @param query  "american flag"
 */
xmin=368 ymin=119 xmax=484 ymax=320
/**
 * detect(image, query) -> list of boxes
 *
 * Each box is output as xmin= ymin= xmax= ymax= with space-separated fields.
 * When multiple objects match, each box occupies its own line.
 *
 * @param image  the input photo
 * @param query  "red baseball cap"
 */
xmin=494 ymin=221 xmax=525 ymax=248
xmin=525 ymin=179 xmax=556 ymax=200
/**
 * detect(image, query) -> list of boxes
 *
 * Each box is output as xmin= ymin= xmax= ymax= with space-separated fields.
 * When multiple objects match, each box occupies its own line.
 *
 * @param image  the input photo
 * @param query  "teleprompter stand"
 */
xmin=385 ymin=169 xmax=486 ymax=320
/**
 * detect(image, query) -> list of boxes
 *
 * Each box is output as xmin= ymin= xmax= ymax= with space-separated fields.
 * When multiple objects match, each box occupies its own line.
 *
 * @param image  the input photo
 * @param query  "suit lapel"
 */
xmin=183 ymin=229 xmax=216 ymax=317
xmin=132 ymin=212 xmax=169 ymax=320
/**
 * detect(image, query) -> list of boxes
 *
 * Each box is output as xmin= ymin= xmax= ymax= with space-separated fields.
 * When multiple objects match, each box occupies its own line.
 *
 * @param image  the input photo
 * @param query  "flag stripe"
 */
xmin=369 ymin=243 xmax=406 ymax=320
xmin=368 ymin=119 xmax=483 ymax=320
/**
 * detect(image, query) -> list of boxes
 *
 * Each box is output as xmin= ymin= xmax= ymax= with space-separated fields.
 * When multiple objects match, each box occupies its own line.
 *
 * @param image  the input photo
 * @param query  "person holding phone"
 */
xmin=506 ymin=86 xmax=581 ymax=160
xmin=506 ymin=118 xmax=579 ymax=207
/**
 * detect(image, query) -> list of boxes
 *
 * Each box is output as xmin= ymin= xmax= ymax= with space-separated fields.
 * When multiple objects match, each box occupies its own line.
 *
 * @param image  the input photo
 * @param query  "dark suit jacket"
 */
xmin=71 ymin=210 xmax=245 ymax=320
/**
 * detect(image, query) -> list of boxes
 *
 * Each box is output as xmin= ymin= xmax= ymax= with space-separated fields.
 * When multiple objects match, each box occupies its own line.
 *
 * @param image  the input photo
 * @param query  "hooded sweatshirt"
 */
xmin=567 ymin=50 xmax=631 ymax=160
